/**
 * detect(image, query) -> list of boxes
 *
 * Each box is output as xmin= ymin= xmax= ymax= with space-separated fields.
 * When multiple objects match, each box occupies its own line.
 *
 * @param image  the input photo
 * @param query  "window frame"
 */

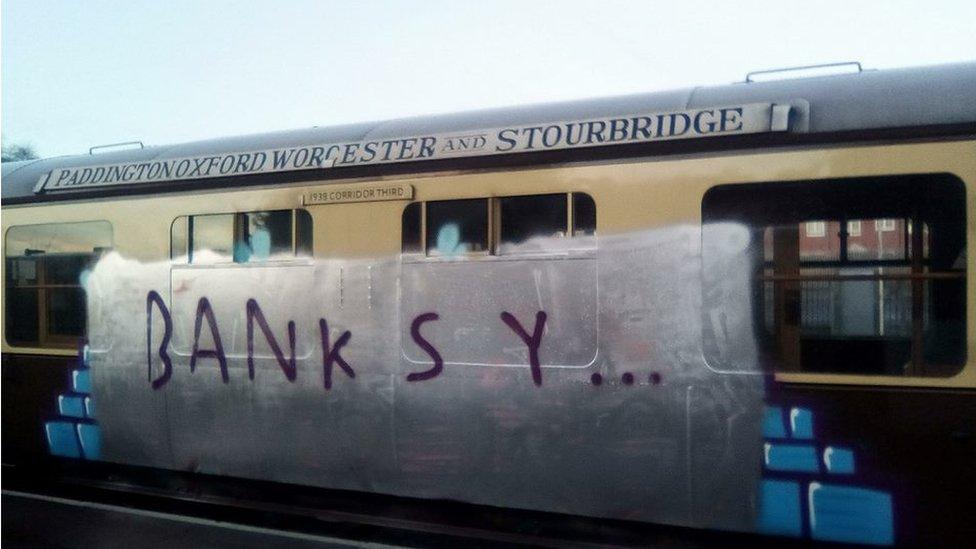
xmin=424 ymin=198 xmax=491 ymax=258
xmin=700 ymin=174 xmax=969 ymax=385
xmin=4 ymin=220 xmax=114 ymax=350
xmin=170 ymin=209 xmax=313 ymax=265
xmin=402 ymin=192 xmax=596 ymax=261
xmin=496 ymin=193 xmax=570 ymax=256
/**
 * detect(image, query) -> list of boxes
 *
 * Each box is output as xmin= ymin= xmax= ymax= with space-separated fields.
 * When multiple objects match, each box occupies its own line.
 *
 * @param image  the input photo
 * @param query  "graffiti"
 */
xmin=499 ymin=311 xmax=547 ymax=386
xmin=247 ymin=298 xmax=297 ymax=381
xmin=405 ymin=312 xmax=443 ymax=382
xmin=189 ymin=296 xmax=228 ymax=383
xmin=589 ymin=371 xmax=664 ymax=387
xmin=757 ymin=404 xmax=894 ymax=545
xmin=43 ymin=223 xmax=921 ymax=544
xmin=320 ymin=318 xmax=354 ymax=389
xmin=435 ymin=223 xmax=464 ymax=256
xmin=147 ymin=294 xmax=552 ymax=389
xmin=44 ymin=342 xmax=101 ymax=460
xmin=146 ymin=290 xmax=173 ymax=389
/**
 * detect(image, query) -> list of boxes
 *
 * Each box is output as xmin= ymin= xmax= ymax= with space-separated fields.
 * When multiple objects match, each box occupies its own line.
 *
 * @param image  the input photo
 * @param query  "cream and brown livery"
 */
xmin=3 ymin=62 xmax=974 ymax=546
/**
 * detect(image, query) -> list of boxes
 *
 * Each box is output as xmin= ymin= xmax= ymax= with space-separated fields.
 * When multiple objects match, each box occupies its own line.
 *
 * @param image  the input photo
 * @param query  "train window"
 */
xmin=190 ymin=213 xmax=235 ymax=262
xmin=498 ymin=194 xmax=567 ymax=253
xmin=401 ymin=202 xmax=422 ymax=254
xmin=4 ymin=221 xmax=113 ymax=349
xmin=402 ymin=193 xmax=596 ymax=256
xmin=425 ymin=199 xmax=488 ymax=256
xmin=171 ymin=216 xmax=188 ymax=260
xmin=702 ymin=174 xmax=966 ymax=378
xmin=572 ymin=193 xmax=597 ymax=237
xmin=171 ymin=209 xmax=312 ymax=264
xmin=240 ymin=210 xmax=292 ymax=261
xmin=296 ymin=209 xmax=313 ymax=257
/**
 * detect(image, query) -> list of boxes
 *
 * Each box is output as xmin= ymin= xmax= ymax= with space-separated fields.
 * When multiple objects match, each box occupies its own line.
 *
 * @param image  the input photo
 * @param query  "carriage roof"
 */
xmin=4 ymin=61 xmax=975 ymax=204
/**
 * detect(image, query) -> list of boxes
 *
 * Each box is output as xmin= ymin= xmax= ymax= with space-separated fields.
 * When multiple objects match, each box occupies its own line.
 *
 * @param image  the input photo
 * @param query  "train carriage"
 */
xmin=2 ymin=61 xmax=975 ymax=546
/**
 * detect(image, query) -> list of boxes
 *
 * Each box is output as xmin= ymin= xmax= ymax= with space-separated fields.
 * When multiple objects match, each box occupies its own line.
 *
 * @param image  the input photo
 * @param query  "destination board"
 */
xmin=36 ymin=103 xmax=789 ymax=193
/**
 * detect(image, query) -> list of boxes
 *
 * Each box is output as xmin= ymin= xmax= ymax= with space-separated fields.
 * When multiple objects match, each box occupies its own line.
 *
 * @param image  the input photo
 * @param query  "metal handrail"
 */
xmin=746 ymin=62 xmax=863 ymax=83
xmin=90 ymin=141 xmax=144 ymax=155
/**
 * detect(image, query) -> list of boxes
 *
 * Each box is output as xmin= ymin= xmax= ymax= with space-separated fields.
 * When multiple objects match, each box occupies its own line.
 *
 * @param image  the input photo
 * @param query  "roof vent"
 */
xmin=745 ymin=62 xmax=863 ymax=83
xmin=89 ymin=141 xmax=144 ymax=155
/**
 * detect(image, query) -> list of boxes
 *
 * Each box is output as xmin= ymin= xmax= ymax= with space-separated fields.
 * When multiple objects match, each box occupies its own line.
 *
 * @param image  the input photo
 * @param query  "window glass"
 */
xmin=426 ymin=199 xmax=488 ymax=256
xmin=240 ymin=210 xmax=292 ymax=262
xmin=46 ymin=255 xmax=89 ymax=285
xmin=4 ymin=221 xmax=113 ymax=348
xmin=296 ymin=209 xmax=313 ymax=257
xmin=499 ymin=194 xmax=567 ymax=253
xmin=5 ymin=221 xmax=112 ymax=256
xmin=702 ymin=175 xmax=966 ymax=378
xmin=177 ymin=209 xmax=312 ymax=264
xmin=190 ymin=214 xmax=235 ymax=263
xmin=406 ymin=194 xmax=596 ymax=257
xmin=572 ymin=193 xmax=597 ymax=237
xmin=767 ymin=221 xmax=842 ymax=262
xmin=401 ymin=202 xmax=422 ymax=254
xmin=847 ymin=218 xmax=908 ymax=261
xmin=171 ymin=216 xmax=188 ymax=259
xmin=47 ymin=288 xmax=85 ymax=337
xmin=5 ymin=264 xmax=39 ymax=344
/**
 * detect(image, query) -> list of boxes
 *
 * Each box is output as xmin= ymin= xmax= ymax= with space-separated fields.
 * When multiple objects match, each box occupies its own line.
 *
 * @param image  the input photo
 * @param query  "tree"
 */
xmin=2 ymin=141 xmax=39 ymax=162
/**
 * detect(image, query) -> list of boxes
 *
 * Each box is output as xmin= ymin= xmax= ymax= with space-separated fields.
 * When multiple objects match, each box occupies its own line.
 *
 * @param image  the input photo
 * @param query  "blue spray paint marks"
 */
xmin=250 ymin=228 xmax=271 ymax=260
xmin=789 ymin=407 xmax=814 ymax=440
xmin=762 ymin=406 xmax=787 ymax=439
xmin=45 ymin=421 xmax=82 ymax=458
xmin=823 ymin=446 xmax=855 ymax=475
xmin=45 ymin=343 xmax=101 ymax=460
xmin=809 ymin=483 xmax=894 ymax=545
xmin=72 ymin=369 xmax=92 ymax=393
xmin=756 ymin=405 xmax=894 ymax=544
xmin=77 ymin=423 xmax=102 ymax=460
xmin=758 ymin=479 xmax=802 ymax=537
xmin=764 ymin=443 xmax=820 ymax=473
xmin=436 ymin=223 xmax=462 ymax=256
xmin=57 ymin=395 xmax=86 ymax=419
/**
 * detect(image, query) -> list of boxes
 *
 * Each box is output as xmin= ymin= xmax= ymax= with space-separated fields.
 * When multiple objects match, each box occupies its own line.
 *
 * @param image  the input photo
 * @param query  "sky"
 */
xmin=2 ymin=0 xmax=975 ymax=158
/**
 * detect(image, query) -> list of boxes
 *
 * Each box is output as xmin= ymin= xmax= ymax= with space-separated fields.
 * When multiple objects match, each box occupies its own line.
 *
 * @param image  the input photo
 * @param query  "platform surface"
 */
xmin=2 ymin=490 xmax=399 ymax=549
